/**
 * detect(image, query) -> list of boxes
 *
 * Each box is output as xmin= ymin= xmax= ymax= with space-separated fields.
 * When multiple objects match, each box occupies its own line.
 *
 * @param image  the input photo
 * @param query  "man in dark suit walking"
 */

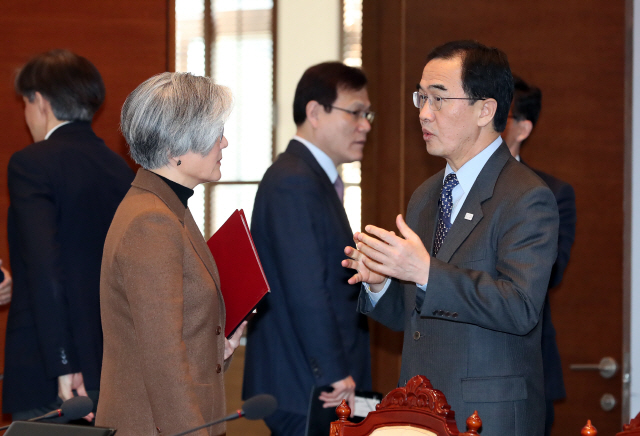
xmin=502 ymin=75 xmax=577 ymax=436
xmin=3 ymin=50 xmax=134 ymax=422
xmin=344 ymin=41 xmax=559 ymax=435
xmin=243 ymin=62 xmax=373 ymax=436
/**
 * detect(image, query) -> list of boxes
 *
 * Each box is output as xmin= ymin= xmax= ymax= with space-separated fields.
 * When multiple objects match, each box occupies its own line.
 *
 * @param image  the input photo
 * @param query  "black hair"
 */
xmin=511 ymin=75 xmax=542 ymax=126
xmin=293 ymin=62 xmax=367 ymax=126
xmin=426 ymin=40 xmax=513 ymax=132
xmin=15 ymin=49 xmax=105 ymax=121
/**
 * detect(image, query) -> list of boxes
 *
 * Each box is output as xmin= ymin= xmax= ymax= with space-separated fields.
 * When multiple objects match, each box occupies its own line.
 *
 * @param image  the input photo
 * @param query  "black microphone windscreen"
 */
xmin=242 ymin=394 xmax=278 ymax=420
xmin=60 ymin=396 xmax=94 ymax=421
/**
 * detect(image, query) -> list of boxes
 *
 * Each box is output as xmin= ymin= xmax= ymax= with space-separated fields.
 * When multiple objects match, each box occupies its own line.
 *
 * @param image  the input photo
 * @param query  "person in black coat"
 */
xmin=3 ymin=49 xmax=134 ymax=422
xmin=502 ymin=75 xmax=577 ymax=436
xmin=242 ymin=62 xmax=374 ymax=436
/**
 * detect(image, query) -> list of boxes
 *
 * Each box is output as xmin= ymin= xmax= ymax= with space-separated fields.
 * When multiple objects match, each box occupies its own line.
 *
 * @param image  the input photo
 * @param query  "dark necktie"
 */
xmin=334 ymin=175 xmax=344 ymax=203
xmin=416 ymin=172 xmax=459 ymax=311
xmin=432 ymin=173 xmax=459 ymax=256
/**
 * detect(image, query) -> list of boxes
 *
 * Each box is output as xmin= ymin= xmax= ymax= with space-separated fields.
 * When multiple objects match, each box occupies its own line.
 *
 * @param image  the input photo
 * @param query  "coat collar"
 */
xmin=286 ymin=139 xmax=335 ymax=184
xmin=47 ymin=120 xmax=94 ymax=139
xmin=285 ymin=139 xmax=353 ymax=234
xmin=131 ymin=168 xmax=187 ymax=223
xmin=131 ymin=169 xmax=221 ymax=291
xmin=432 ymin=142 xmax=512 ymax=262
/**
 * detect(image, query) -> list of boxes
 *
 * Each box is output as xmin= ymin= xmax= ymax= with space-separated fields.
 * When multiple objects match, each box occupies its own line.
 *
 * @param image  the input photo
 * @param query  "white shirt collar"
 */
xmin=443 ymin=136 xmax=503 ymax=191
xmin=44 ymin=121 xmax=72 ymax=140
xmin=293 ymin=135 xmax=338 ymax=183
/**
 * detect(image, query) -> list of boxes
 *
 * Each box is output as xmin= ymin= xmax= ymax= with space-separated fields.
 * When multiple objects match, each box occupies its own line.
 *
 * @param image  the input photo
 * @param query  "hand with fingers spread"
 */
xmin=318 ymin=375 xmax=356 ymax=416
xmin=354 ymin=214 xmax=431 ymax=286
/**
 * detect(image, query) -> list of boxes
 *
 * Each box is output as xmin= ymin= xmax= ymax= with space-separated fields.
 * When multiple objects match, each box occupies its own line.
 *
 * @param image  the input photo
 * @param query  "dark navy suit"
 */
xmin=530 ymin=166 xmax=577 ymax=436
xmin=242 ymin=140 xmax=371 ymax=435
xmin=3 ymin=122 xmax=133 ymax=414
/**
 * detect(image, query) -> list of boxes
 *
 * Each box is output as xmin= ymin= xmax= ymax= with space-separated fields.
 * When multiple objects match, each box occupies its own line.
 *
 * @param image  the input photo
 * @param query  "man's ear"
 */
xmin=477 ymin=98 xmax=497 ymax=128
xmin=33 ymin=91 xmax=53 ymax=117
xmin=305 ymin=100 xmax=323 ymax=128
xmin=516 ymin=119 xmax=534 ymax=142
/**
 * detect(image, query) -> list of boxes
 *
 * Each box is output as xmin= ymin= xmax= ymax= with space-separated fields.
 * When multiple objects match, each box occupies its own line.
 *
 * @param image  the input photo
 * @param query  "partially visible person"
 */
xmin=96 ymin=72 xmax=244 ymax=436
xmin=502 ymin=75 xmax=577 ymax=436
xmin=243 ymin=62 xmax=373 ymax=436
xmin=0 ymin=260 xmax=12 ymax=305
xmin=3 ymin=49 xmax=134 ymax=423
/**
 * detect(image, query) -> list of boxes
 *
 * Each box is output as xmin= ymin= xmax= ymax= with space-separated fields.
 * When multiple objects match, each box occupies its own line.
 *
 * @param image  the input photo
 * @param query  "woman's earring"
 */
xmin=177 ymin=160 xmax=182 ymax=166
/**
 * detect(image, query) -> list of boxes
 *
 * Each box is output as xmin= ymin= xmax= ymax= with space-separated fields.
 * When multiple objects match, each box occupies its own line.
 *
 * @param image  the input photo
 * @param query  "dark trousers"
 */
xmin=544 ymin=399 xmax=555 ymax=436
xmin=11 ymin=390 xmax=99 ymax=425
xmin=264 ymin=409 xmax=306 ymax=436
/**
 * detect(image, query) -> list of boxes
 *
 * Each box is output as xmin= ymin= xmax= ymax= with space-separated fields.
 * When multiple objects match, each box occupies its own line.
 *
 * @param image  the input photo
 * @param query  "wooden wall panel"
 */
xmin=0 ymin=0 xmax=170 ymax=423
xmin=362 ymin=1 xmax=625 ymax=433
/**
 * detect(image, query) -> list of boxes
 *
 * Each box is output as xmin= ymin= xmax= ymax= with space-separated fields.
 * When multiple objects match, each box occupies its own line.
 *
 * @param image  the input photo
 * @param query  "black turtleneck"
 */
xmin=156 ymin=174 xmax=194 ymax=208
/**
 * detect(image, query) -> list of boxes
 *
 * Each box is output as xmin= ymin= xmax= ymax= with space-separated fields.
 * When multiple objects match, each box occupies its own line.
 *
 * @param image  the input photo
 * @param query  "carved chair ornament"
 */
xmin=330 ymin=375 xmax=482 ymax=436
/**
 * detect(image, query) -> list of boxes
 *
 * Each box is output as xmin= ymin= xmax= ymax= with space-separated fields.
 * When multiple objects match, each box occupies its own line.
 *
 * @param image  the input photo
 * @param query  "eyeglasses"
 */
xmin=330 ymin=106 xmax=375 ymax=123
xmin=412 ymin=92 xmax=483 ymax=112
xmin=219 ymin=126 xmax=224 ymax=142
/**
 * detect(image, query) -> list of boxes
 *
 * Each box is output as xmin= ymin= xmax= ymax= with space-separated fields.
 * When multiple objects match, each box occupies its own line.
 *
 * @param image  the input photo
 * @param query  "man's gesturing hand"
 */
xmin=353 ymin=214 xmax=431 ymax=285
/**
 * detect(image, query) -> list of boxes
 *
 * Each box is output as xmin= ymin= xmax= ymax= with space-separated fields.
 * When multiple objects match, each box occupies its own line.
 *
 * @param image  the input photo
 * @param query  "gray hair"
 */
xmin=121 ymin=72 xmax=233 ymax=169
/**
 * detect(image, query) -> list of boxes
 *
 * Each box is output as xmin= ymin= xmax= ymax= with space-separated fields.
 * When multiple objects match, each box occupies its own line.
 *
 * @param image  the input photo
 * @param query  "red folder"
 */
xmin=207 ymin=209 xmax=270 ymax=338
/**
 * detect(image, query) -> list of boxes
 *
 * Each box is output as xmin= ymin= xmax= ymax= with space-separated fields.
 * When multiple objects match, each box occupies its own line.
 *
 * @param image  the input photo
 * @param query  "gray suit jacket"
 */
xmin=359 ymin=143 xmax=558 ymax=436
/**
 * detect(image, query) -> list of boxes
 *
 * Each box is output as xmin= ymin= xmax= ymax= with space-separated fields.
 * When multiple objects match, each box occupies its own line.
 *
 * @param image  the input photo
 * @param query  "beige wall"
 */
xmin=275 ymin=0 xmax=341 ymax=153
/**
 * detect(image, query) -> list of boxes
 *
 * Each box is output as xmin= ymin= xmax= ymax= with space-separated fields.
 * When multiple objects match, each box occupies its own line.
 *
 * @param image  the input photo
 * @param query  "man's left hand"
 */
xmin=355 ymin=214 xmax=431 ymax=285
xmin=319 ymin=375 xmax=356 ymax=416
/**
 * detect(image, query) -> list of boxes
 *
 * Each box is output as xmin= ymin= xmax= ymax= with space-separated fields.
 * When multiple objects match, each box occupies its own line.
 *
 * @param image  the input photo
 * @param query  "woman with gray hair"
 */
xmin=95 ymin=72 xmax=245 ymax=436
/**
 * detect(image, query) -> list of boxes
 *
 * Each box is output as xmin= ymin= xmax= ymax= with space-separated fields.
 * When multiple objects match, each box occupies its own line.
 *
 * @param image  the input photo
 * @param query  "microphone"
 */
xmin=0 ymin=396 xmax=94 ymax=431
xmin=29 ymin=395 xmax=94 ymax=422
xmin=170 ymin=394 xmax=277 ymax=436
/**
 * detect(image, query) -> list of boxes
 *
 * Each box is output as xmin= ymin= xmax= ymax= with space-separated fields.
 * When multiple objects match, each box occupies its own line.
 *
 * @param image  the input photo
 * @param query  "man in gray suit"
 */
xmin=343 ymin=41 xmax=559 ymax=435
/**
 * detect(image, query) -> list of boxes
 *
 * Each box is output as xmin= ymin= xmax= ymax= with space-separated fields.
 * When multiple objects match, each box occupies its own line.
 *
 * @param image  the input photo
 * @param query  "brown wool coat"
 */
xmin=96 ymin=169 xmax=227 ymax=436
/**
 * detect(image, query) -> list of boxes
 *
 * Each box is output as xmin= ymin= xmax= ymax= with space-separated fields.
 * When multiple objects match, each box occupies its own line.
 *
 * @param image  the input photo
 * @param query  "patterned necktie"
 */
xmin=432 ymin=173 xmax=459 ymax=256
xmin=334 ymin=175 xmax=344 ymax=203
xmin=416 ymin=173 xmax=459 ymax=312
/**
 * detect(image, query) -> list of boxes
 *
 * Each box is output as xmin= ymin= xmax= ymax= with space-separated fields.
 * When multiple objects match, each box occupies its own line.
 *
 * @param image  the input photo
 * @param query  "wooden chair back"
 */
xmin=617 ymin=411 xmax=640 ymax=435
xmin=330 ymin=375 xmax=482 ymax=436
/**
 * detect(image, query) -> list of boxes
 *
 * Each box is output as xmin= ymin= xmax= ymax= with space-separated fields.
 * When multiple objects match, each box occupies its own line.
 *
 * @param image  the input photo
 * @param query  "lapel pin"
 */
xmin=464 ymin=213 xmax=473 ymax=221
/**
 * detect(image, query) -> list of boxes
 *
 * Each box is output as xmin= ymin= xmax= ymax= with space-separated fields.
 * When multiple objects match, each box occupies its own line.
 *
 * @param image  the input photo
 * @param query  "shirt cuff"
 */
xmin=365 ymin=277 xmax=392 ymax=307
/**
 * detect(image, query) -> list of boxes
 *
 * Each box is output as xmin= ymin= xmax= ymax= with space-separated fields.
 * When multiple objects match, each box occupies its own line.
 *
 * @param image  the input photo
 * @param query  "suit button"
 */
xmin=216 ymin=326 xmax=222 ymax=335
xmin=445 ymin=311 xmax=451 ymax=317
xmin=438 ymin=310 xmax=444 ymax=316
xmin=452 ymin=312 xmax=458 ymax=318
xmin=432 ymin=310 xmax=438 ymax=316
xmin=216 ymin=364 xmax=222 ymax=373
xmin=413 ymin=331 xmax=421 ymax=340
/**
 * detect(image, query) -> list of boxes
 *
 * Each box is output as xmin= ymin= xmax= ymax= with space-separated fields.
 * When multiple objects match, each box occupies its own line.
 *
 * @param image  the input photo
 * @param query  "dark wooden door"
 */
xmin=361 ymin=1 xmax=626 ymax=434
